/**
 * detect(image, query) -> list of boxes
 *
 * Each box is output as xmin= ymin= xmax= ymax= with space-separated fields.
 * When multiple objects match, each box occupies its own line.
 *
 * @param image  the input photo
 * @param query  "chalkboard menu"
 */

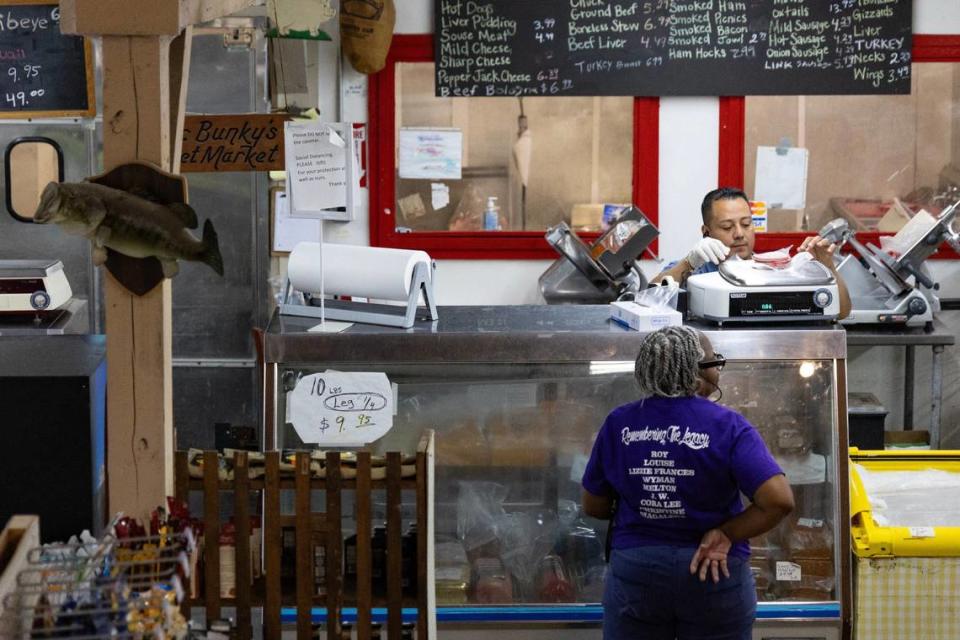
xmin=435 ymin=0 xmax=913 ymax=97
xmin=0 ymin=2 xmax=94 ymax=118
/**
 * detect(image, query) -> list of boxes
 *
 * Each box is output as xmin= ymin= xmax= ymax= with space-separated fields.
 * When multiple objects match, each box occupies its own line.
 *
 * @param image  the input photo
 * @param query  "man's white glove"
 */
xmin=686 ymin=237 xmax=730 ymax=270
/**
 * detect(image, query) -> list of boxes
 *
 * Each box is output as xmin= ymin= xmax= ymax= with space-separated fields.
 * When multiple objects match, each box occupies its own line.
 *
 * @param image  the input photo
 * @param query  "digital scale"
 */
xmin=0 ymin=260 xmax=72 ymax=315
xmin=687 ymin=257 xmax=840 ymax=325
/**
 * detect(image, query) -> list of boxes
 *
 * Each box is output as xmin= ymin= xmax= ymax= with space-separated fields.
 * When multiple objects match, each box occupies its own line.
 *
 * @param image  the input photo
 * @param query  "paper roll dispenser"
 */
xmin=539 ymin=206 xmax=659 ymax=304
xmin=280 ymin=242 xmax=438 ymax=329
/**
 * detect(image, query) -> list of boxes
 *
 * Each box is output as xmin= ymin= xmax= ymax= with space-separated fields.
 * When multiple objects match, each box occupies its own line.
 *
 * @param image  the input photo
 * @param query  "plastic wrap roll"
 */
xmin=288 ymin=242 xmax=431 ymax=300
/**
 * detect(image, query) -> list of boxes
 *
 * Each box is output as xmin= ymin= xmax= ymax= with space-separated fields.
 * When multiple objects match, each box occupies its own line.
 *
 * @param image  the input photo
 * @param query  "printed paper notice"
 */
xmin=775 ymin=561 xmax=802 ymax=582
xmin=398 ymin=128 xmax=462 ymax=180
xmin=755 ymin=146 xmax=809 ymax=210
xmin=284 ymin=121 xmax=347 ymax=217
xmin=272 ymin=190 xmax=320 ymax=253
xmin=797 ymin=518 xmax=825 ymax=529
xmin=287 ymin=371 xmax=394 ymax=446
xmin=431 ymin=183 xmax=450 ymax=210
xmin=908 ymin=526 xmax=936 ymax=538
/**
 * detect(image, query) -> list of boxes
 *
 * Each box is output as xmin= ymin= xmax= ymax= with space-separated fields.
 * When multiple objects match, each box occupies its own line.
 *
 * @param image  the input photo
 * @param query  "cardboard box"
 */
xmin=571 ymin=204 xmax=604 ymax=231
xmin=884 ymin=430 xmax=930 ymax=450
xmin=609 ymin=301 xmax=682 ymax=331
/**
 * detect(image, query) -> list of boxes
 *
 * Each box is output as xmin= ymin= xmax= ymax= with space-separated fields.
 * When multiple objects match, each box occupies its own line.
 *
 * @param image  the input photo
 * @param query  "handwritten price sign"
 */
xmin=287 ymin=371 xmax=394 ymax=445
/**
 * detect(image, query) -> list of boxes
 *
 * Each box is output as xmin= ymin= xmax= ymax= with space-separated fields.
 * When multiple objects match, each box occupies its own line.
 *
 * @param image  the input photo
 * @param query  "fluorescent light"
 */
xmin=589 ymin=361 xmax=634 ymax=376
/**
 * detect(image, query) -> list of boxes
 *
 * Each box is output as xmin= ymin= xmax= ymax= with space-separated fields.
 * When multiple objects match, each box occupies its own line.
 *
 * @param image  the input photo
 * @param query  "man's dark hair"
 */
xmin=701 ymin=187 xmax=750 ymax=225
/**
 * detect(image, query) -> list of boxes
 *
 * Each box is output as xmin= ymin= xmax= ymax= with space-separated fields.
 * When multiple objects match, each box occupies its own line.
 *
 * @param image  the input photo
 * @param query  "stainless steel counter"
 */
xmin=260 ymin=305 xmax=851 ymax=635
xmin=845 ymin=319 xmax=955 ymax=444
xmin=0 ymin=298 xmax=89 ymax=336
xmin=264 ymin=305 xmax=847 ymax=364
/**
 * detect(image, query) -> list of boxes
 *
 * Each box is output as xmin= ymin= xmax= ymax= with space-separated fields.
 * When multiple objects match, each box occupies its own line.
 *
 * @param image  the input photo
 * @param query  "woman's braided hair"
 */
xmin=634 ymin=326 xmax=704 ymax=398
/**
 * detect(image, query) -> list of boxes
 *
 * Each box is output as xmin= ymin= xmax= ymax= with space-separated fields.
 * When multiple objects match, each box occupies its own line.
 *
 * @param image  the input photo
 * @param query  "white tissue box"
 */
xmin=609 ymin=301 xmax=682 ymax=331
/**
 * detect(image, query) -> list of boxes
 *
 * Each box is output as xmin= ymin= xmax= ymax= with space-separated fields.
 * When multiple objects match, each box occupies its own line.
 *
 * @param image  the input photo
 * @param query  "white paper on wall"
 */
xmin=754 ymin=146 xmax=809 ymax=210
xmin=272 ymin=190 xmax=321 ymax=252
xmin=398 ymin=128 xmax=462 ymax=180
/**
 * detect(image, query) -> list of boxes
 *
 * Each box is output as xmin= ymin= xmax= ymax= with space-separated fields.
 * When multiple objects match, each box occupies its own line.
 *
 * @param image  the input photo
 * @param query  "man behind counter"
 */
xmin=653 ymin=187 xmax=851 ymax=320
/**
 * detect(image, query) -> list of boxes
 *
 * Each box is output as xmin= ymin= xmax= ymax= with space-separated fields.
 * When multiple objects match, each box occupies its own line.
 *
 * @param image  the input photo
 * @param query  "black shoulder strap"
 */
xmin=604 ymin=497 xmax=618 ymax=563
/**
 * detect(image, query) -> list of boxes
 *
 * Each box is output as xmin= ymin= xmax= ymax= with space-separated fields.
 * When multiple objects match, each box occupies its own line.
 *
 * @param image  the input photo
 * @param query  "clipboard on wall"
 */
xmin=270 ymin=185 xmax=321 ymax=256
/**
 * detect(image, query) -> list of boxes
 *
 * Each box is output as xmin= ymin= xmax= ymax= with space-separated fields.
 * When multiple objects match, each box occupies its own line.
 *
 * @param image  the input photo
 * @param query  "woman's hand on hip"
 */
xmin=690 ymin=528 xmax=732 ymax=583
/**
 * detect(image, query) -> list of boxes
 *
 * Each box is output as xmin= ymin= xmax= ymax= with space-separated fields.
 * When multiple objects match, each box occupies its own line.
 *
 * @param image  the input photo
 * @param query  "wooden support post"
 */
xmin=264 ymin=453 xmax=282 ymax=639
xmin=325 ymin=453 xmax=343 ymax=640
xmin=202 ymin=450 xmax=222 ymax=621
xmin=60 ymin=0 xmax=252 ymax=525
xmin=61 ymin=0 xmax=257 ymax=36
xmin=100 ymin=33 xmax=188 ymax=521
xmin=356 ymin=453 xmax=372 ymax=640
xmin=234 ymin=451 xmax=252 ymax=640
xmin=169 ymin=25 xmax=193 ymax=167
xmin=386 ymin=453 xmax=403 ymax=640
xmin=295 ymin=453 xmax=312 ymax=640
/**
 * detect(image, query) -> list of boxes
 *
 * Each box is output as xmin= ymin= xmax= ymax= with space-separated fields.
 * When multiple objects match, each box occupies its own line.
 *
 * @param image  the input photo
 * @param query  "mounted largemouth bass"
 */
xmin=33 ymin=182 xmax=223 ymax=278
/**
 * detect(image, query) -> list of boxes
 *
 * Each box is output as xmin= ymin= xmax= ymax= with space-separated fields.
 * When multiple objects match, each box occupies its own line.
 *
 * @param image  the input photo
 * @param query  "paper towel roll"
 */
xmin=288 ymin=242 xmax=432 ymax=300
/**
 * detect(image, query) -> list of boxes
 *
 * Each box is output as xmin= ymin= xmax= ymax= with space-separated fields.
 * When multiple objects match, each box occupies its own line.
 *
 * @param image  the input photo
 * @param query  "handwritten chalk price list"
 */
xmin=434 ymin=0 xmax=912 ymax=97
xmin=0 ymin=3 xmax=94 ymax=117
xmin=287 ymin=371 xmax=395 ymax=446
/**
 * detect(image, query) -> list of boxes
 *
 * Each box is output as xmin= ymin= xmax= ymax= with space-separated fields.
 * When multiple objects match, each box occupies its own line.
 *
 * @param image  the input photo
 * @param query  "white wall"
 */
xmin=657 ymin=98 xmax=718 ymax=262
xmin=916 ymin=0 xmax=960 ymax=33
xmin=379 ymin=0 xmax=960 ymax=303
xmin=259 ymin=0 xmax=960 ymax=450
xmin=340 ymin=0 xmax=960 ymax=449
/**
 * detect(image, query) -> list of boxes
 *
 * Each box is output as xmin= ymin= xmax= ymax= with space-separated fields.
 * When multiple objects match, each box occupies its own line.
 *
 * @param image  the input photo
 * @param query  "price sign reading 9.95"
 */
xmin=287 ymin=370 xmax=395 ymax=446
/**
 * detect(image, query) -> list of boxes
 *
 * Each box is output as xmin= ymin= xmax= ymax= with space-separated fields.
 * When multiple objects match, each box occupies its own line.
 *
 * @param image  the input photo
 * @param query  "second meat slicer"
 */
xmin=539 ymin=206 xmax=659 ymax=304
xmin=820 ymin=198 xmax=960 ymax=328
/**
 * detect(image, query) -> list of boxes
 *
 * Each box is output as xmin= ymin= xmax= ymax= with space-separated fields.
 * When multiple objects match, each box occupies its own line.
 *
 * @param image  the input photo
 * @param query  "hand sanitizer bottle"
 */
xmin=484 ymin=196 xmax=500 ymax=230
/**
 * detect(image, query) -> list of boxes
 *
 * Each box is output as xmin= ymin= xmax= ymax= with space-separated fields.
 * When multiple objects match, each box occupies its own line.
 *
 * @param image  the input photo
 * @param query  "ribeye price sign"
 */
xmin=0 ymin=1 xmax=95 ymax=118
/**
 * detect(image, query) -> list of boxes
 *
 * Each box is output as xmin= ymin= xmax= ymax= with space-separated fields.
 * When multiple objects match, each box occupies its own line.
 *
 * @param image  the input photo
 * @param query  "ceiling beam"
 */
xmin=60 ymin=0 xmax=259 ymax=36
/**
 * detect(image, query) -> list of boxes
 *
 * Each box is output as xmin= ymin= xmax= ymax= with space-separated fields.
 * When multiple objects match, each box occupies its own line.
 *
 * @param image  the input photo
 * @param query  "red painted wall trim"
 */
xmin=717 ymin=96 xmax=745 ymax=189
xmin=719 ymin=35 xmax=960 ymax=259
xmin=368 ymin=34 xmax=660 ymax=260
xmin=634 ymin=97 xmax=660 ymax=255
xmin=913 ymin=35 xmax=960 ymax=61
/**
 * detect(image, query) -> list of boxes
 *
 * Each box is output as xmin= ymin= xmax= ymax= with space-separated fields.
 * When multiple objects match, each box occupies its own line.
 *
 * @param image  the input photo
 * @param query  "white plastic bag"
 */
xmin=625 ymin=281 xmax=680 ymax=311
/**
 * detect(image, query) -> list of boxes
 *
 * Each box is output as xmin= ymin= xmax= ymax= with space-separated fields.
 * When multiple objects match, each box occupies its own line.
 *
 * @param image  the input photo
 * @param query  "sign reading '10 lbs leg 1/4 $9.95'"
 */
xmin=287 ymin=371 xmax=396 ymax=446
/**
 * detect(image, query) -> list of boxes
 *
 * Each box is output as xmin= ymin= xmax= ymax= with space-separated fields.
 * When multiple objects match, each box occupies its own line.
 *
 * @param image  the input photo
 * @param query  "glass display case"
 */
xmin=261 ymin=306 xmax=849 ymax=640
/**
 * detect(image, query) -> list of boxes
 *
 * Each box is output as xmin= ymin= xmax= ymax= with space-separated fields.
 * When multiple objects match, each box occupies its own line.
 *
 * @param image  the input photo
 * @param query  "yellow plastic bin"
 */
xmin=849 ymin=448 xmax=960 ymax=640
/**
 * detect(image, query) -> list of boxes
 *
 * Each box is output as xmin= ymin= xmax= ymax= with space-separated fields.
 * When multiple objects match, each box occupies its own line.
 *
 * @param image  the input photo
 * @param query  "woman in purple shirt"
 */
xmin=582 ymin=326 xmax=794 ymax=640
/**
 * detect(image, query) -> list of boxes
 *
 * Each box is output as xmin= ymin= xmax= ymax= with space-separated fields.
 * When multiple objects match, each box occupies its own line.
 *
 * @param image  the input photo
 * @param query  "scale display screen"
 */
xmin=0 ymin=278 xmax=44 ymax=294
xmin=728 ymin=292 xmax=822 ymax=317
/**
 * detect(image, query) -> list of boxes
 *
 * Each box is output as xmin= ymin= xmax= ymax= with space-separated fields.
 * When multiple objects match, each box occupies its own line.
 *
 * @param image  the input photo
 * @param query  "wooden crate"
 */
xmin=174 ymin=431 xmax=434 ymax=640
xmin=0 ymin=515 xmax=40 ymax=637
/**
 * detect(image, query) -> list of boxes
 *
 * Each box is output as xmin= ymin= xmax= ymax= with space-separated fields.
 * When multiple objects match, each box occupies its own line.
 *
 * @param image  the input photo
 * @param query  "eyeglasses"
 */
xmin=698 ymin=353 xmax=726 ymax=371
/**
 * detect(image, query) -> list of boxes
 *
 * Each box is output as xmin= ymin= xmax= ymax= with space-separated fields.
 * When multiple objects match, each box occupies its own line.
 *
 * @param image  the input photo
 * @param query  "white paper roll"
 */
xmin=288 ymin=242 xmax=432 ymax=300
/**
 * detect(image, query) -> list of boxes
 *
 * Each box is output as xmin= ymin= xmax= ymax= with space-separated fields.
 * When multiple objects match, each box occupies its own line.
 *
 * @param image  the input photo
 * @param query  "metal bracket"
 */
xmin=224 ymin=27 xmax=255 ymax=49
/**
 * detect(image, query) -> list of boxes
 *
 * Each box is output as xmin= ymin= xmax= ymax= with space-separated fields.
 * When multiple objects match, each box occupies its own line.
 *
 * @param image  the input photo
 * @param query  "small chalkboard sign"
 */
xmin=0 ymin=1 xmax=95 ymax=118
xmin=435 ymin=0 xmax=913 ymax=97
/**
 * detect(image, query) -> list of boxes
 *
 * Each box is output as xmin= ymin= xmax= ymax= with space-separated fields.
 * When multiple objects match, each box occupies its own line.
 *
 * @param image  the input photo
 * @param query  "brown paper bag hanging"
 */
xmin=340 ymin=0 xmax=396 ymax=74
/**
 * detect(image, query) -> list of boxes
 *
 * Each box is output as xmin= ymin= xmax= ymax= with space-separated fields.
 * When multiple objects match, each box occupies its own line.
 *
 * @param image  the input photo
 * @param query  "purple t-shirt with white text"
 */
xmin=582 ymin=395 xmax=782 ymax=558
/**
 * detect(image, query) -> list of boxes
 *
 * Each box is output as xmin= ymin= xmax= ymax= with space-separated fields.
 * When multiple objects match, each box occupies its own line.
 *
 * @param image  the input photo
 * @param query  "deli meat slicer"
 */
xmin=539 ymin=206 xmax=659 ymax=304
xmin=821 ymin=198 xmax=960 ymax=328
